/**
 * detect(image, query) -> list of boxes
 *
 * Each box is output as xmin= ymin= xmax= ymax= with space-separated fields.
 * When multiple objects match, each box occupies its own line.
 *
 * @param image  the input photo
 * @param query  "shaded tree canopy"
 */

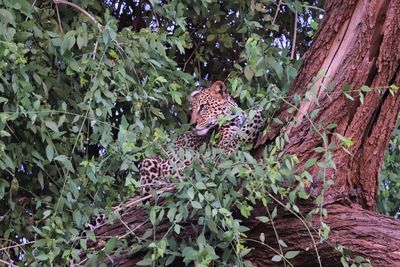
xmin=0 ymin=0 xmax=399 ymax=266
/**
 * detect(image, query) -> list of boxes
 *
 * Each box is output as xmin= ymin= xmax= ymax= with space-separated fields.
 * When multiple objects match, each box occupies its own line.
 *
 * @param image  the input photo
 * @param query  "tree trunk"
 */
xmin=256 ymin=0 xmax=400 ymax=211
xmin=81 ymin=0 xmax=400 ymax=266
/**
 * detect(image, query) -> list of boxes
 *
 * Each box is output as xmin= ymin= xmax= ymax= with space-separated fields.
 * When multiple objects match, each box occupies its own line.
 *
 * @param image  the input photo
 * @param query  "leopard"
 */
xmin=85 ymin=81 xmax=264 ymax=231
xmin=139 ymin=80 xmax=264 ymax=196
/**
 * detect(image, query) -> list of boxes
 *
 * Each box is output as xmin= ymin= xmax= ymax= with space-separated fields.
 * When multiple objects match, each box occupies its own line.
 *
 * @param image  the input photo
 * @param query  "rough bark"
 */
xmin=81 ymin=199 xmax=400 ymax=266
xmin=256 ymin=0 xmax=400 ymax=211
xmin=81 ymin=0 xmax=400 ymax=266
xmin=246 ymin=203 xmax=400 ymax=267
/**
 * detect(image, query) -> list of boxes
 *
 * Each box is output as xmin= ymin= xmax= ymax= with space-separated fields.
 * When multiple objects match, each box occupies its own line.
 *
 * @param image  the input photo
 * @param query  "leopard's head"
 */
xmin=189 ymin=81 xmax=235 ymax=136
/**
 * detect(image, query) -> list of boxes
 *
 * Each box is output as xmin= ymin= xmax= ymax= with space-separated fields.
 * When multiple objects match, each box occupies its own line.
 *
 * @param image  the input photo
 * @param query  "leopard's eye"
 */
xmin=199 ymin=104 xmax=206 ymax=111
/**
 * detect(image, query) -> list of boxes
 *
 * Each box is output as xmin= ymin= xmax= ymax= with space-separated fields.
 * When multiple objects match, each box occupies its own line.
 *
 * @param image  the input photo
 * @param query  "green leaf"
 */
xmin=35 ymin=254 xmax=49 ymax=261
xmin=271 ymin=207 xmax=277 ymax=219
xmin=304 ymin=158 xmax=318 ymax=168
xmin=259 ymin=232 xmax=265 ymax=243
xmin=244 ymin=65 xmax=254 ymax=81
xmin=43 ymin=210 xmax=52 ymax=219
xmin=285 ymin=250 xmax=300 ymax=259
xmin=174 ymin=224 xmax=181 ymax=234
xmin=341 ymin=84 xmax=351 ymax=92
xmin=273 ymin=117 xmax=283 ymax=125
xmin=341 ymin=256 xmax=349 ymax=267
xmin=150 ymin=208 xmax=156 ymax=225
xmin=271 ymin=255 xmax=282 ymax=262
xmin=360 ymin=85 xmax=371 ymax=92
xmin=76 ymin=34 xmax=84 ymax=49
xmin=298 ymin=191 xmax=309 ymax=199
xmin=46 ymin=144 xmax=54 ymax=161
xmin=104 ymin=238 xmax=118 ymax=253
xmin=182 ymin=247 xmax=198 ymax=263
xmin=85 ymin=230 xmax=96 ymax=242
xmin=38 ymin=171 xmax=44 ymax=189
xmin=0 ymin=9 xmax=16 ymax=26
xmin=61 ymin=31 xmax=76 ymax=54
xmin=0 ymin=130 xmax=11 ymax=137
xmin=256 ymin=216 xmax=269 ymax=223
xmin=207 ymin=34 xmax=216 ymax=42
xmin=3 ymin=155 xmax=15 ymax=169
xmin=45 ymin=121 xmax=59 ymax=132
xmin=311 ymin=20 xmax=319 ymax=30
xmin=187 ymin=187 xmax=195 ymax=199
xmin=54 ymin=155 xmax=74 ymax=173
xmin=195 ymin=181 xmax=207 ymax=190
xmin=191 ymin=201 xmax=202 ymax=209
xmin=278 ymin=239 xmax=288 ymax=248
xmin=335 ymin=133 xmax=353 ymax=148
xmin=219 ymin=160 xmax=232 ymax=169
xmin=73 ymin=210 xmax=82 ymax=226
xmin=80 ymin=239 xmax=87 ymax=250
xmin=136 ymin=257 xmax=152 ymax=266
xmin=326 ymin=123 xmax=337 ymax=129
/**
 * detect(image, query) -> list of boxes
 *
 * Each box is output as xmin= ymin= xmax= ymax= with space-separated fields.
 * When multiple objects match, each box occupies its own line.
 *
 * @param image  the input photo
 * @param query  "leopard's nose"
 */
xmin=190 ymin=121 xmax=197 ymax=128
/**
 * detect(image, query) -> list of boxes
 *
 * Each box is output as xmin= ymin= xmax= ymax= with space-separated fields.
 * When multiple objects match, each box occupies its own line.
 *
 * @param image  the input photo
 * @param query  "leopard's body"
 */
xmin=86 ymin=81 xmax=264 ymax=230
xmin=139 ymin=81 xmax=264 ymax=195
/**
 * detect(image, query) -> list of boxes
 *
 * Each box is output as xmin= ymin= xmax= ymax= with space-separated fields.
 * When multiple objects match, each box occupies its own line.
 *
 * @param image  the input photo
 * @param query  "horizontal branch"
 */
xmin=53 ymin=0 xmax=103 ymax=31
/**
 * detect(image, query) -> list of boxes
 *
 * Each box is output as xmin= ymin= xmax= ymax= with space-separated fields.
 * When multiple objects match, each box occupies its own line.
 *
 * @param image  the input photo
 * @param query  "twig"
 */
xmin=267 ymin=192 xmax=322 ymax=267
xmin=272 ymin=0 xmax=282 ymax=25
xmin=119 ymin=219 xmax=147 ymax=239
xmin=52 ymin=0 xmax=103 ymax=31
xmin=0 ymin=241 xmax=34 ymax=252
xmin=280 ymin=2 xmax=325 ymax=13
xmin=245 ymin=238 xmax=295 ymax=267
xmin=92 ymin=40 xmax=99 ymax=60
xmin=0 ymin=259 xmax=18 ymax=267
xmin=6 ymin=124 xmax=20 ymax=142
xmin=26 ymin=0 xmax=38 ymax=21
xmin=55 ymin=3 xmax=64 ymax=33
xmin=183 ymin=44 xmax=198 ymax=71
xmin=296 ymin=4 xmax=325 ymax=13
xmin=305 ymin=5 xmax=325 ymax=12
xmin=266 ymin=205 xmax=287 ymax=267
xmin=87 ymin=185 xmax=175 ymax=231
xmin=116 ymin=185 xmax=175 ymax=210
xmin=291 ymin=12 xmax=298 ymax=59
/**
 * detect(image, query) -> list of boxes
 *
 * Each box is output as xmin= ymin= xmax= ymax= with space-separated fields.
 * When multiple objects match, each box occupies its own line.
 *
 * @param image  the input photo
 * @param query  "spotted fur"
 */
xmin=139 ymin=81 xmax=264 ymax=196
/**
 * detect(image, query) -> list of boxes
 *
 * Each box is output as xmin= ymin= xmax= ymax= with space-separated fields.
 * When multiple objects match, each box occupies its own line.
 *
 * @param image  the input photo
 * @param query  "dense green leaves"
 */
xmin=0 ymin=0 xmax=198 ymax=264
xmin=2 ymin=0 xmax=380 ymax=266
xmin=379 ymin=120 xmax=400 ymax=216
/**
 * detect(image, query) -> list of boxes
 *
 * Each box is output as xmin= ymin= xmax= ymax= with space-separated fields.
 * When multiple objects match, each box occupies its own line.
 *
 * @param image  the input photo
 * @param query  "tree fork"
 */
xmin=257 ymin=0 xmax=400 ymax=210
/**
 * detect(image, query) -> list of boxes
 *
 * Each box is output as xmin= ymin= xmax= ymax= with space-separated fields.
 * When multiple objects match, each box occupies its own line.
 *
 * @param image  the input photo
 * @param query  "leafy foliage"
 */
xmin=105 ymin=0 xmax=323 ymax=81
xmin=1 ymin=0 xmax=385 ymax=266
xmin=378 ymin=119 xmax=400 ymax=216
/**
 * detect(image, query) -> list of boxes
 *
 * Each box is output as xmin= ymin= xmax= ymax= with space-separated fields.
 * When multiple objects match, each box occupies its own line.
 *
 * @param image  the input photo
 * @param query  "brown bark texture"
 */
xmin=81 ymin=0 xmax=400 ymax=266
xmin=257 ymin=0 xmax=400 ymax=211
xmin=82 ymin=201 xmax=400 ymax=267
xmin=246 ymin=203 xmax=400 ymax=267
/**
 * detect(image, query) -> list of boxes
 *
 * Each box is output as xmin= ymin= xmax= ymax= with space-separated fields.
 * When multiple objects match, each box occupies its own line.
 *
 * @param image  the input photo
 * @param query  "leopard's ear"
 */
xmin=190 ymin=90 xmax=201 ymax=98
xmin=209 ymin=81 xmax=228 ymax=99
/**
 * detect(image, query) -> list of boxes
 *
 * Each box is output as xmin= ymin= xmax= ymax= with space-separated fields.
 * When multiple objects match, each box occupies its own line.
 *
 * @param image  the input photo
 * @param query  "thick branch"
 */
xmin=81 ymin=201 xmax=400 ymax=266
xmin=246 ymin=203 xmax=400 ymax=266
